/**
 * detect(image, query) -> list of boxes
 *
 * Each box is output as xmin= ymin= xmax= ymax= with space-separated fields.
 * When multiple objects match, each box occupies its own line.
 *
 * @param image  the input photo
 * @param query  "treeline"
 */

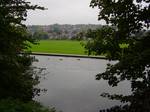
xmin=0 ymin=0 xmax=56 ymax=112
xmin=27 ymin=24 xmax=102 ymax=40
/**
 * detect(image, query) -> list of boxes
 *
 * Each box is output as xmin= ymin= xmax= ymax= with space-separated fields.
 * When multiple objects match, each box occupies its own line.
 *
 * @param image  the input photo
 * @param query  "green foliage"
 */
xmin=84 ymin=26 xmax=121 ymax=58
xmin=72 ymin=31 xmax=86 ymax=41
xmin=0 ymin=0 xmax=44 ymax=101
xmin=87 ymin=0 xmax=150 ymax=111
xmin=84 ymin=26 xmax=132 ymax=59
xmin=33 ymin=31 xmax=49 ymax=40
xmin=0 ymin=99 xmax=56 ymax=112
xmin=90 ymin=0 xmax=150 ymax=36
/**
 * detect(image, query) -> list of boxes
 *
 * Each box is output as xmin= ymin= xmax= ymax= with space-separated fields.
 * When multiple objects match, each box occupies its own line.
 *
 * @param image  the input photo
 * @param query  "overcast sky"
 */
xmin=25 ymin=0 xmax=105 ymax=25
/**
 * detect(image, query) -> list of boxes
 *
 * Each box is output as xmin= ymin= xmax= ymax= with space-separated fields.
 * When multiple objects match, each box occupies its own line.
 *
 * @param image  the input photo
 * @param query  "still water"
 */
xmin=34 ymin=55 xmax=131 ymax=112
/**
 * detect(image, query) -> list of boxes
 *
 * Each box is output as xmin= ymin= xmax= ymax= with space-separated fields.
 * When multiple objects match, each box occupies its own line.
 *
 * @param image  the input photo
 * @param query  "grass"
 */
xmin=30 ymin=40 xmax=86 ymax=55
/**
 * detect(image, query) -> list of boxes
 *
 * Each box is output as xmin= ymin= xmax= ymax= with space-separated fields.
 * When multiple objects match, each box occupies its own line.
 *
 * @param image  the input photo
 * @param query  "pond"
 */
xmin=33 ymin=55 xmax=131 ymax=112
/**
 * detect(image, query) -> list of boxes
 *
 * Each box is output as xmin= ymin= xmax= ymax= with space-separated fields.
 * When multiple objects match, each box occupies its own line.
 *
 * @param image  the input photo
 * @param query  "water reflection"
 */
xmin=33 ymin=56 xmax=131 ymax=112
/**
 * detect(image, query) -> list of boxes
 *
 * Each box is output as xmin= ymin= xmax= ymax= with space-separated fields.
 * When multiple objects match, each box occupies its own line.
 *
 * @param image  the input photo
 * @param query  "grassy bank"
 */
xmin=30 ymin=40 xmax=85 ymax=55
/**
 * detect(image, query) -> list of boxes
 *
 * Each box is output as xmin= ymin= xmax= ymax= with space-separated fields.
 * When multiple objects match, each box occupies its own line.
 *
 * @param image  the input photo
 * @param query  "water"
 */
xmin=33 ymin=55 xmax=131 ymax=112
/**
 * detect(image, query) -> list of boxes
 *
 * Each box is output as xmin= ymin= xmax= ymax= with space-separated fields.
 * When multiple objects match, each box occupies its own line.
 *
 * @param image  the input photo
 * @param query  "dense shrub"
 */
xmin=0 ymin=99 xmax=56 ymax=112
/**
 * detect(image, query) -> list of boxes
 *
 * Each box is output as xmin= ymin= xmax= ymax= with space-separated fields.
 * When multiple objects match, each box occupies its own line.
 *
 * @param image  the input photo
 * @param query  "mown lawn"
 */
xmin=30 ymin=40 xmax=86 ymax=55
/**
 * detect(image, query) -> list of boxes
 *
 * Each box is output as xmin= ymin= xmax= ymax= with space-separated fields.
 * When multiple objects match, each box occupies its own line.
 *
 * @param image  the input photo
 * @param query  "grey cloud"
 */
xmin=25 ymin=0 xmax=105 ymax=25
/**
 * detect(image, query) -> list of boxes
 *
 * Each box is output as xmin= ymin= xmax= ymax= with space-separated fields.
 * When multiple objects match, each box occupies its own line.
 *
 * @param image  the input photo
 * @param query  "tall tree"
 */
xmin=0 ymin=0 xmax=44 ymax=101
xmin=85 ymin=0 xmax=150 ymax=111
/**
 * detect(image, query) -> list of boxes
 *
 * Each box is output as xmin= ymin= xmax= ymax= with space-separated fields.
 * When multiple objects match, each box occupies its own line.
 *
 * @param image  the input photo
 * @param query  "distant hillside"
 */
xmin=27 ymin=24 xmax=102 ymax=39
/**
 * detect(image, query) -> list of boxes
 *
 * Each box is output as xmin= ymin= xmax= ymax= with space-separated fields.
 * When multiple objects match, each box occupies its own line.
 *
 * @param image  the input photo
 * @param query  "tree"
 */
xmin=0 ymin=98 xmax=57 ymax=112
xmin=72 ymin=31 xmax=86 ymax=40
xmin=84 ymin=26 xmax=122 ymax=57
xmin=0 ymin=0 xmax=44 ymax=101
xmin=85 ymin=0 xmax=150 ymax=111
xmin=33 ymin=31 xmax=49 ymax=40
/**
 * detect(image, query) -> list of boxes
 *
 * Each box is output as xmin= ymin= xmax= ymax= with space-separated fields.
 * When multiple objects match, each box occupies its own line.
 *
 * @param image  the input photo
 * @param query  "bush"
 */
xmin=0 ymin=99 xmax=56 ymax=112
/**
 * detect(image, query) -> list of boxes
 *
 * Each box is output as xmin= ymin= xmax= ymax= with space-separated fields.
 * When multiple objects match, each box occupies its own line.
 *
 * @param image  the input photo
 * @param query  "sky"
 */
xmin=25 ymin=0 xmax=105 ymax=25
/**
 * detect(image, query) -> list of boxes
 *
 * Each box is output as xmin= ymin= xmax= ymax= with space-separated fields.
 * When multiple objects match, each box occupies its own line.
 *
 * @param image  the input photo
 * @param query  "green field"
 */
xmin=30 ymin=40 xmax=86 ymax=55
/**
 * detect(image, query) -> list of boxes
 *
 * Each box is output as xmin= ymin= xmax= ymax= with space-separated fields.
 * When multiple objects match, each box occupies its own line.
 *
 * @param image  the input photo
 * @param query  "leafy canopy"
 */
xmin=0 ymin=98 xmax=57 ymax=112
xmin=84 ymin=0 xmax=150 ymax=111
xmin=0 ymin=0 xmax=44 ymax=101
